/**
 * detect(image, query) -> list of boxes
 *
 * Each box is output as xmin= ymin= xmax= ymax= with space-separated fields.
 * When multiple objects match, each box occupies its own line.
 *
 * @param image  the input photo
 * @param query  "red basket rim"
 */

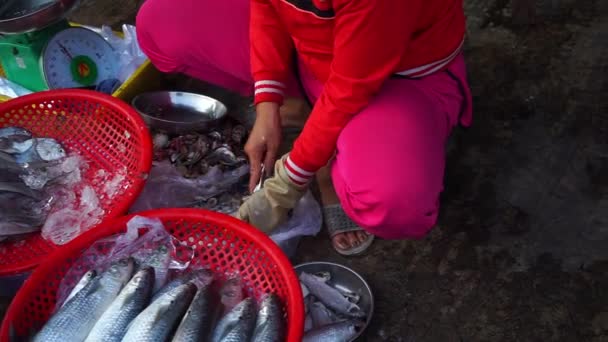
xmin=0 ymin=208 xmax=305 ymax=341
xmin=0 ymin=89 xmax=153 ymax=276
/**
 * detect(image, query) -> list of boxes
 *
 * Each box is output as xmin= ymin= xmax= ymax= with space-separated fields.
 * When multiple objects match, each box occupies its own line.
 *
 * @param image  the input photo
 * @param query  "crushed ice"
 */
xmin=38 ymin=153 xmax=129 ymax=245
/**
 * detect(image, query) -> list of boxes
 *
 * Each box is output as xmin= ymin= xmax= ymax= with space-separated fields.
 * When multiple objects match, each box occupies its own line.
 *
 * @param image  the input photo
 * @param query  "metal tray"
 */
xmin=0 ymin=0 xmax=79 ymax=34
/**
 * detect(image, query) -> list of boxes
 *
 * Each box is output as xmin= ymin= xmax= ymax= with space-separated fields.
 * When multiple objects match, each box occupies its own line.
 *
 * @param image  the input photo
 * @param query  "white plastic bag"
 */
xmin=99 ymin=24 xmax=147 ymax=83
xmin=269 ymin=191 xmax=322 ymax=258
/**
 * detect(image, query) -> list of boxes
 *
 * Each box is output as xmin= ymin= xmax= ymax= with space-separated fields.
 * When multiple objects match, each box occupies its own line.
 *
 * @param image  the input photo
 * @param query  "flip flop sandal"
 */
xmin=323 ymin=204 xmax=375 ymax=256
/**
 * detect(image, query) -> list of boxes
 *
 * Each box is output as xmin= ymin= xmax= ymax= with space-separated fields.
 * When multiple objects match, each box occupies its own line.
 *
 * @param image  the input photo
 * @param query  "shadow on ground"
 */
xmin=1 ymin=0 xmax=607 ymax=341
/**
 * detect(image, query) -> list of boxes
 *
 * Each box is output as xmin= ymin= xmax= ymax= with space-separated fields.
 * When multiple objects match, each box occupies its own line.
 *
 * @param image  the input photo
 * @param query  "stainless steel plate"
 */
xmin=131 ymin=91 xmax=228 ymax=135
xmin=295 ymin=261 xmax=374 ymax=341
xmin=0 ymin=0 xmax=78 ymax=34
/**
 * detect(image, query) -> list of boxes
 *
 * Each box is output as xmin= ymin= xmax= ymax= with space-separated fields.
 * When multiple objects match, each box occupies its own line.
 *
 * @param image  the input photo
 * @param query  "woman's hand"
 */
xmin=244 ymin=102 xmax=282 ymax=192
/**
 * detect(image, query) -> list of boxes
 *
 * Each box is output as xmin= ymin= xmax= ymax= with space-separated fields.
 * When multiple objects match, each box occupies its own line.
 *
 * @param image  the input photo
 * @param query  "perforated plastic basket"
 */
xmin=0 ymin=209 xmax=305 ymax=341
xmin=0 ymin=89 xmax=153 ymax=275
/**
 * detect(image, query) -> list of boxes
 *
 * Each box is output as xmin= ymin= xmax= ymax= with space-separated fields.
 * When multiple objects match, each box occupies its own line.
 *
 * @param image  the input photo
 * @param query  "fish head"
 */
xmin=131 ymin=267 xmax=155 ymax=287
xmin=35 ymin=138 xmax=67 ymax=161
xmin=107 ymin=257 xmax=135 ymax=285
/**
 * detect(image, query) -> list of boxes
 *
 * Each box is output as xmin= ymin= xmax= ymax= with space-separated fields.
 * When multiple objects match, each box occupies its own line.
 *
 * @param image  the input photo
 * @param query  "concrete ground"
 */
xmin=2 ymin=0 xmax=608 ymax=341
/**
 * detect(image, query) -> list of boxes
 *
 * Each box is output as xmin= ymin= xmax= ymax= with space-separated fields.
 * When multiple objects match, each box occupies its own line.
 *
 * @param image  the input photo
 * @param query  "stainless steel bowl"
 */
xmin=0 ymin=0 xmax=78 ymax=34
xmin=131 ymin=91 xmax=228 ymax=135
xmin=295 ymin=262 xmax=374 ymax=341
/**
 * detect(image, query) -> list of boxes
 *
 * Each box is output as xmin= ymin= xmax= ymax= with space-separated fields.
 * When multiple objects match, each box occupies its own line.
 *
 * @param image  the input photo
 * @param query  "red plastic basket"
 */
xmin=0 ymin=209 xmax=305 ymax=341
xmin=0 ymin=89 xmax=153 ymax=276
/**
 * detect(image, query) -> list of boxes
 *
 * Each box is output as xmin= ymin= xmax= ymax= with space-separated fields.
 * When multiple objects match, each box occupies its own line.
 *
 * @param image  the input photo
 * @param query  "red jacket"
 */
xmin=251 ymin=0 xmax=467 ymax=183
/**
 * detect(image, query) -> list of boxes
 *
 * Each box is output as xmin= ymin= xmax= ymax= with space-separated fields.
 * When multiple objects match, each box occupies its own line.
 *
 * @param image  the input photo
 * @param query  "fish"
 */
xmin=302 ymin=320 xmax=363 ymax=342
xmin=210 ymin=297 xmax=257 ymax=342
xmin=304 ymin=313 xmax=314 ymax=332
xmin=0 ymin=127 xmax=32 ymax=154
xmin=333 ymin=284 xmax=361 ymax=304
xmin=0 ymin=192 xmax=49 ymax=237
xmin=172 ymin=285 xmax=212 ymax=342
xmin=14 ymin=138 xmax=66 ymax=164
xmin=151 ymin=268 xmax=213 ymax=302
xmin=0 ymin=127 xmax=32 ymax=139
xmin=0 ymin=150 xmax=51 ymax=172
xmin=84 ymin=267 xmax=154 ymax=342
xmin=137 ymin=244 xmax=172 ymax=292
xmin=33 ymin=258 xmax=134 ymax=342
xmin=121 ymin=282 xmax=197 ymax=342
xmin=299 ymin=272 xmax=366 ymax=318
xmin=34 ymin=138 xmax=66 ymax=161
xmin=310 ymin=301 xmax=340 ymax=328
xmin=0 ymin=220 xmax=41 ymax=237
xmin=251 ymin=293 xmax=285 ymax=342
xmin=219 ymin=277 xmax=245 ymax=316
xmin=0 ymin=139 xmax=34 ymax=155
xmin=313 ymin=272 xmax=332 ymax=283
xmin=61 ymin=270 xmax=97 ymax=308
xmin=0 ymin=182 xmax=43 ymax=200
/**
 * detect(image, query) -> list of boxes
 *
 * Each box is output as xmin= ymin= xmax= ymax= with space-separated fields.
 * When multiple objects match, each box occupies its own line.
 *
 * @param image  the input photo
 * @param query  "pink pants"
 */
xmin=136 ymin=0 xmax=473 ymax=239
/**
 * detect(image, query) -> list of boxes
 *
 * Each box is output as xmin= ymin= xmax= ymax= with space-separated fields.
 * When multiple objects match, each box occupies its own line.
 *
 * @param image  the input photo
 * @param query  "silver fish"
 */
xmin=0 ymin=127 xmax=32 ymax=139
xmin=61 ymin=270 xmax=97 ymax=308
xmin=219 ymin=277 xmax=245 ymax=316
xmin=251 ymin=293 xmax=285 ymax=342
xmin=33 ymin=258 xmax=134 ymax=342
xmin=0 ymin=150 xmax=51 ymax=171
xmin=34 ymin=138 xmax=66 ymax=161
xmin=0 ymin=127 xmax=32 ymax=154
xmin=310 ymin=301 xmax=340 ymax=328
xmin=172 ymin=285 xmax=212 ymax=342
xmin=211 ymin=297 xmax=257 ymax=342
xmin=14 ymin=143 xmax=41 ymax=164
xmin=313 ymin=272 xmax=332 ymax=283
xmin=151 ymin=268 xmax=213 ymax=302
xmin=302 ymin=320 xmax=363 ymax=342
xmin=0 ymin=139 xmax=34 ymax=155
xmin=137 ymin=244 xmax=172 ymax=292
xmin=0 ymin=221 xmax=41 ymax=237
xmin=0 ymin=182 xmax=43 ymax=200
xmin=304 ymin=313 xmax=314 ymax=332
xmin=121 ymin=282 xmax=197 ymax=342
xmin=333 ymin=284 xmax=361 ymax=304
xmin=299 ymin=273 xmax=365 ymax=318
xmin=84 ymin=267 xmax=154 ymax=342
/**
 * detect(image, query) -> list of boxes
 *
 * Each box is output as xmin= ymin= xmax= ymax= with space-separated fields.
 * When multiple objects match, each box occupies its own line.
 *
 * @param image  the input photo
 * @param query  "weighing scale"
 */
xmin=0 ymin=0 xmax=119 ymax=92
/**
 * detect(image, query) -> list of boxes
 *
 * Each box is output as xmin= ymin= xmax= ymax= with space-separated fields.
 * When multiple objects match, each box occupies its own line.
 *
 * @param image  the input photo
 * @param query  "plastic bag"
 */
xmin=128 ymin=161 xmax=249 ymax=213
xmin=0 ymin=77 xmax=33 ymax=98
xmin=269 ymin=191 xmax=322 ymax=258
xmin=55 ymin=216 xmax=195 ymax=307
xmin=99 ymin=24 xmax=147 ymax=83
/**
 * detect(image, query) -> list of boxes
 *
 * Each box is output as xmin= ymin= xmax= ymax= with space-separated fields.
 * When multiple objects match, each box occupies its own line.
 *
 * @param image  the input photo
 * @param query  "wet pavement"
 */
xmin=2 ymin=0 xmax=608 ymax=341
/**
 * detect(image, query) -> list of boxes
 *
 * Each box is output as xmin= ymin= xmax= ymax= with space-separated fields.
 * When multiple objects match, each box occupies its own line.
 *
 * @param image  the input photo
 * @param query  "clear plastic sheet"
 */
xmin=0 ymin=77 xmax=33 ymax=98
xmin=269 ymin=191 xmax=323 ymax=259
xmin=55 ymin=216 xmax=195 ymax=307
xmin=128 ymin=161 xmax=249 ymax=213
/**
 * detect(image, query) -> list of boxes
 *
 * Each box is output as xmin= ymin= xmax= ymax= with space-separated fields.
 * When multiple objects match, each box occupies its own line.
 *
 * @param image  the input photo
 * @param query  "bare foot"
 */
xmin=331 ymin=231 xmax=372 ymax=252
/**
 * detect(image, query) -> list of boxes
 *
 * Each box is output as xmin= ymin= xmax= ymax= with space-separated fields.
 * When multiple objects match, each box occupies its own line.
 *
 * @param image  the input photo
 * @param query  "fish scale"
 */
xmin=32 ymin=258 xmax=134 ymax=342
xmin=251 ymin=293 xmax=285 ymax=342
xmin=121 ymin=283 xmax=197 ymax=342
xmin=302 ymin=320 xmax=361 ymax=342
xmin=211 ymin=297 xmax=257 ymax=342
xmin=171 ymin=286 xmax=212 ymax=342
xmin=84 ymin=267 xmax=154 ymax=342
